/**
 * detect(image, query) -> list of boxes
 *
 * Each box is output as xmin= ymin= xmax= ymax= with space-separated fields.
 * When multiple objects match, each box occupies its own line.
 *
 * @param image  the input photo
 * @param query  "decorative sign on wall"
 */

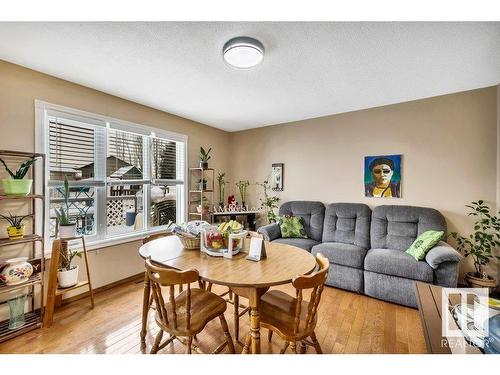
xmin=271 ymin=163 xmax=284 ymax=191
xmin=364 ymin=155 xmax=402 ymax=198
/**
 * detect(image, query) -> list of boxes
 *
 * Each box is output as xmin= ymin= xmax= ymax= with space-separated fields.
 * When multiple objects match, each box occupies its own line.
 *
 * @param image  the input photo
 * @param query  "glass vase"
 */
xmin=8 ymin=294 xmax=27 ymax=330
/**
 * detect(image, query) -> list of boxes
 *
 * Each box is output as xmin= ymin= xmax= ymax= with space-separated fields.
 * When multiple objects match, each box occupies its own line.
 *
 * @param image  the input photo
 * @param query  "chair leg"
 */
xmin=219 ymin=315 xmax=236 ymax=353
xmin=279 ymin=341 xmax=289 ymax=354
xmin=243 ymin=334 xmax=252 ymax=354
xmin=268 ymin=330 xmax=273 ymax=342
xmin=300 ymin=341 xmax=307 ymax=354
xmin=151 ymin=330 xmax=163 ymax=354
xmin=228 ymin=289 xmax=233 ymax=300
xmin=140 ymin=271 xmax=150 ymax=346
xmin=290 ymin=341 xmax=298 ymax=354
xmin=233 ymin=294 xmax=240 ymax=341
xmin=310 ymin=331 xmax=323 ymax=354
xmin=186 ymin=336 xmax=193 ymax=354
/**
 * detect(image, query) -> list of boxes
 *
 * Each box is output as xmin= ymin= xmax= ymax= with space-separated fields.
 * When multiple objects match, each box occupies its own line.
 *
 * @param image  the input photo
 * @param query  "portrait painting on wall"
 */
xmin=271 ymin=163 xmax=284 ymax=191
xmin=364 ymin=155 xmax=402 ymax=198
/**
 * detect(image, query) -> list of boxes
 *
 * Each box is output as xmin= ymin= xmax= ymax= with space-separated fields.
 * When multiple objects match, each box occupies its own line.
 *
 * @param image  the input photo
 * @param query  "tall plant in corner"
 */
xmin=216 ymin=172 xmax=227 ymax=208
xmin=257 ymin=179 xmax=280 ymax=224
xmin=450 ymin=200 xmax=500 ymax=292
xmin=0 ymin=158 xmax=35 ymax=196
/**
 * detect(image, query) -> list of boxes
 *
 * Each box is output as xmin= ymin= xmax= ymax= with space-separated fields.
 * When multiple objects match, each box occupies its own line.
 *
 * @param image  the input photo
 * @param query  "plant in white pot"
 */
xmin=0 ymin=158 xmax=35 ymax=196
xmin=450 ymin=200 xmax=500 ymax=294
xmin=56 ymin=176 xmax=77 ymax=238
xmin=57 ymin=248 xmax=82 ymax=288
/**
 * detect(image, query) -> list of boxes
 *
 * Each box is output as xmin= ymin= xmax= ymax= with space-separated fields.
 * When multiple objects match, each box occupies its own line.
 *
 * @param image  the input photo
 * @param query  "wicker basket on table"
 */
xmin=176 ymin=233 xmax=200 ymax=250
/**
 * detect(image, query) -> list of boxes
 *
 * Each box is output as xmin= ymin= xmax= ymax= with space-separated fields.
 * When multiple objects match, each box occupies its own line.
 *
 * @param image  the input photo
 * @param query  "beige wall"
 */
xmin=0 ymin=60 xmax=231 ymax=301
xmin=229 ymin=87 xmax=498 ymax=280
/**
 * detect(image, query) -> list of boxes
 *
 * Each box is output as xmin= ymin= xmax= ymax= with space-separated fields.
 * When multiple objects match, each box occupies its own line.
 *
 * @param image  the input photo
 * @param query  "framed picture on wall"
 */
xmin=271 ymin=163 xmax=284 ymax=191
xmin=364 ymin=155 xmax=402 ymax=198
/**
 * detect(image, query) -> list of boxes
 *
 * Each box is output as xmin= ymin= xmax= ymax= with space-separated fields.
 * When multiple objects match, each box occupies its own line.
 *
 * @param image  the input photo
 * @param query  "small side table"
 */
xmin=44 ymin=236 xmax=94 ymax=327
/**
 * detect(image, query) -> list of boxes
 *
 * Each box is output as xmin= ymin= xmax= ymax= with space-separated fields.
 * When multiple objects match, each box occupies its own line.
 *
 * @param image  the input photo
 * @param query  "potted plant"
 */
xmin=0 ymin=158 xmax=35 ymax=196
xmin=216 ymin=172 xmax=227 ymax=207
xmin=0 ymin=212 xmax=30 ymax=240
xmin=257 ymin=179 xmax=280 ymax=224
xmin=57 ymin=248 xmax=82 ymax=288
xmin=236 ymin=180 xmax=250 ymax=209
xmin=450 ymin=200 xmax=500 ymax=294
xmin=199 ymin=146 xmax=211 ymax=169
xmin=56 ymin=176 xmax=77 ymax=238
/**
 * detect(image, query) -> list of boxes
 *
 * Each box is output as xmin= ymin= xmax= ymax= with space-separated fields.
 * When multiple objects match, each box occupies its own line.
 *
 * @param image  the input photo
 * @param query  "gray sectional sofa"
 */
xmin=258 ymin=201 xmax=463 ymax=308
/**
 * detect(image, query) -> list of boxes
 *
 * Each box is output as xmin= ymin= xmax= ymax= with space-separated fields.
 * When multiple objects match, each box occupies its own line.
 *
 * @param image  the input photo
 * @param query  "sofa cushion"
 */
xmin=273 ymin=238 xmax=319 ymax=252
xmin=364 ymin=248 xmax=434 ymax=282
xmin=322 ymin=203 xmax=371 ymax=249
xmin=278 ymin=215 xmax=308 ymax=238
xmin=312 ymin=242 xmax=367 ymax=269
xmin=279 ymin=201 xmax=325 ymax=242
xmin=371 ymin=205 xmax=447 ymax=251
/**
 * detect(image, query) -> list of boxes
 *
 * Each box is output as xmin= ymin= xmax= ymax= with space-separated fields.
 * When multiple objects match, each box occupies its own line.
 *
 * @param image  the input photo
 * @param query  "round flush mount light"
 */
xmin=223 ymin=36 xmax=265 ymax=69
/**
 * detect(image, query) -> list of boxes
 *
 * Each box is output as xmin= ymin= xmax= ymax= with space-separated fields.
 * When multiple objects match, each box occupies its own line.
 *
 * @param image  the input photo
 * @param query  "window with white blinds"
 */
xmin=38 ymin=102 xmax=187 ymax=247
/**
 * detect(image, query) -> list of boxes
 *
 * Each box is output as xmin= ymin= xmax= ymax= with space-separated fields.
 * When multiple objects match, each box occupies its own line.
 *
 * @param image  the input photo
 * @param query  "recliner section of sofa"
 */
xmin=258 ymin=201 xmax=463 ymax=308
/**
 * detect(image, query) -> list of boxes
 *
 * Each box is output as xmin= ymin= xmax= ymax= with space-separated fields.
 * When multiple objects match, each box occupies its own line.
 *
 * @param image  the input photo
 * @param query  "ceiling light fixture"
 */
xmin=223 ymin=36 xmax=265 ymax=69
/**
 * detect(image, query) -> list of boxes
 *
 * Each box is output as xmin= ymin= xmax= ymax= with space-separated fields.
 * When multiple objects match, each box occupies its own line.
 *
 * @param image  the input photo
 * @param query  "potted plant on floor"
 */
xmin=56 ymin=176 xmax=77 ymax=238
xmin=450 ymin=200 xmax=500 ymax=294
xmin=57 ymin=247 xmax=82 ymax=288
xmin=0 ymin=158 xmax=35 ymax=196
xmin=0 ymin=212 xmax=30 ymax=240
xmin=199 ymin=146 xmax=211 ymax=169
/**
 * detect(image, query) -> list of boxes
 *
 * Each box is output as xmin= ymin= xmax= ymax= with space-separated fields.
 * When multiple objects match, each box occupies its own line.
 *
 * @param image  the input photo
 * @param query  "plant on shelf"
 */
xmin=257 ymin=179 xmax=280 ymax=224
xmin=57 ymin=247 xmax=82 ymax=288
xmin=216 ymin=172 xmax=227 ymax=207
xmin=0 ymin=212 xmax=30 ymax=240
xmin=0 ymin=158 xmax=35 ymax=196
xmin=195 ymin=196 xmax=210 ymax=215
xmin=199 ymin=146 xmax=212 ymax=169
xmin=55 ymin=176 xmax=77 ymax=239
xmin=449 ymin=200 xmax=500 ymax=293
xmin=235 ymin=180 xmax=250 ymax=209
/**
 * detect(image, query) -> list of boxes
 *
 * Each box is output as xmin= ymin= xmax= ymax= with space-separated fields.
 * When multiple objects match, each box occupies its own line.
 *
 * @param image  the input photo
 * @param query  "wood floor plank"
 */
xmin=0 ymin=279 xmax=426 ymax=354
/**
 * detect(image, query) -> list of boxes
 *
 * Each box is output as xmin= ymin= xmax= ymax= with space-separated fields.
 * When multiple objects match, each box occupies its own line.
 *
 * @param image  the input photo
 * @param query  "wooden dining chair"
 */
xmin=243 ymin=253 xmax=329 ymax=354
xmin=145 ymin=258 xmax=235 ymax=354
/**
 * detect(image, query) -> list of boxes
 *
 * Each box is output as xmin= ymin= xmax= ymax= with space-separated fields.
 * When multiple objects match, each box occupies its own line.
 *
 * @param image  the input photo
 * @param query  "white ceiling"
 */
xmin=0 ymin=22 xmax=499 ymax=131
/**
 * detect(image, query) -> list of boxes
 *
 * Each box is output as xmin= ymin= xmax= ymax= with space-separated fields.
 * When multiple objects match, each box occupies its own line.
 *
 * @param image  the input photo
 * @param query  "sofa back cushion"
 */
xmin=322 ymin=203 xmax=371 ymax=249
xmin=371 ymin=205 xmax=447 ymax=251
xmin=279 ymin=201 xmax=325 ymax=242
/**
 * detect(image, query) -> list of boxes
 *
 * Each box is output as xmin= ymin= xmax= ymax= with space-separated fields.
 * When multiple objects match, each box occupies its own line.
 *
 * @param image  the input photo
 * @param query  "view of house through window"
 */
xmin=45 ymin=109 xmax=186 ymax=244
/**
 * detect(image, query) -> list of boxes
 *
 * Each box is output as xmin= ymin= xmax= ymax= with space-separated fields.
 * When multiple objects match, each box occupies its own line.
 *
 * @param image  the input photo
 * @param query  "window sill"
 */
xmin=44 ymin=227 xmax=169 ymax=258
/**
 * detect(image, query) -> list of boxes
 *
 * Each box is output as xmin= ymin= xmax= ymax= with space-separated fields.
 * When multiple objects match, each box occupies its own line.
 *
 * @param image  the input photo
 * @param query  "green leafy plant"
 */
xmin=216 ymin=172 xmax=226 ymax=205
xmin=55 ymin=176 xmax=75 ymax=226
xmin=0 ymin=158 xmax=35 ymax=179
xmin=59 ymin=249 xmax=82 ymax=271
xmin=235 ymin=180 xmax=250 ymax=205
xmin=449 ymin=200 xmax=500 ymax=278
xmin=257 ymin=179 xmax=280 ymax=223
xmin=0 ymin=212 xmax=30 ymax=229
xmin=199 ymin=146 xmax=212 ymax=162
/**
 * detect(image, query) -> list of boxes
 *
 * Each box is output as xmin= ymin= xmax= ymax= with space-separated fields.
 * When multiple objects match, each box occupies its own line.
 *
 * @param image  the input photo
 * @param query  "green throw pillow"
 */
xmin=279 ymin=215 xmax=308 ymax=239
xmin=406 ymin=230 xmax=444 ymax=261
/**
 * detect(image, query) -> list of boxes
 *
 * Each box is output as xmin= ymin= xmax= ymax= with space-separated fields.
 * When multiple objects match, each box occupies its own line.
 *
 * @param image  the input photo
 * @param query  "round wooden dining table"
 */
xmin=138 ymin=235 xmax=317 ymax=354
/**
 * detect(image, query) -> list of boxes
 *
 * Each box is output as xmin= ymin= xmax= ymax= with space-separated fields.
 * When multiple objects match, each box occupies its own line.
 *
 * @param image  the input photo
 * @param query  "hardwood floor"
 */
xmin=0 ymin=278 xmax=427 ymax=354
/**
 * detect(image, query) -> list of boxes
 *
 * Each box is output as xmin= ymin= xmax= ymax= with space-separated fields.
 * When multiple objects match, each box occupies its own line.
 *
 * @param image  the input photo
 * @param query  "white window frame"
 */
xmin=35 ymin=100 xmax=188 ymax=253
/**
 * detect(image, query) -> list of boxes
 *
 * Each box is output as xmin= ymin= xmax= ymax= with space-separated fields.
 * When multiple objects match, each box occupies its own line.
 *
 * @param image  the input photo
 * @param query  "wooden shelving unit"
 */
xmin=0 ymin=150 xmax=45 ymax=343
xmin=188 ymin=167 xmax=214 ymax=222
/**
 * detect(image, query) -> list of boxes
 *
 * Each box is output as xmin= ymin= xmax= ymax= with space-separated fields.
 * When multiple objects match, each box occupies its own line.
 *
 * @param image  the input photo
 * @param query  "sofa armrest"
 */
xmin=257 ymin=223 xmax=281 ymax=241
xmin=425 ymin=241 xmax=463 ymax=269
xmin=425 ymin=241 xmax=463 ymax=287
